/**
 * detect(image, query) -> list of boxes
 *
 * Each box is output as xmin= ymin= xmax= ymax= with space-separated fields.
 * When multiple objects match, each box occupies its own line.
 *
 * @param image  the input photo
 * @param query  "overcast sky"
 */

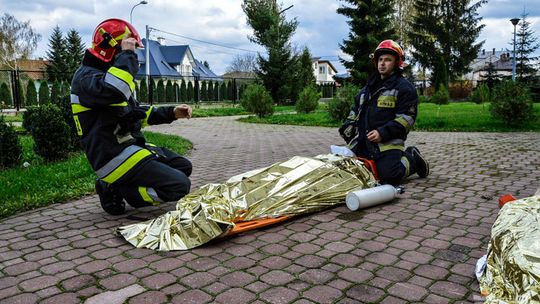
xmin=1 ymin=0 xmax=539 ymax=75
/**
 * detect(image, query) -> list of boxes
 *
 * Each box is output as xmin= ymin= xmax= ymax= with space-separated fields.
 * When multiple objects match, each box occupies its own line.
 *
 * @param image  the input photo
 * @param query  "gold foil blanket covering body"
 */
xmin=117 ymin=155 xmax=376 ymax=250
xmin=480 ymin=195 xmax=540 ymax=303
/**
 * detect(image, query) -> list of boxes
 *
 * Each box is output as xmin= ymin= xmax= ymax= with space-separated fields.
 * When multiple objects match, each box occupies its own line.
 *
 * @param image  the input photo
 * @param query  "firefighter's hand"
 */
xmin=367 ymin=130 xmax=382 ymax=143
xmin=121 ymin=37 xmax=137 ymax=52
xmin=174 ymin=104 xmax=192 ymax=119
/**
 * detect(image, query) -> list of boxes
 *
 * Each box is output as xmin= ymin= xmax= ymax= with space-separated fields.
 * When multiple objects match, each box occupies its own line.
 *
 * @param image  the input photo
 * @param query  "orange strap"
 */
xmin=357 ymin=157 xmax=379 ymax=181
xmin=227 ymin=216 xmax=292 ymax=236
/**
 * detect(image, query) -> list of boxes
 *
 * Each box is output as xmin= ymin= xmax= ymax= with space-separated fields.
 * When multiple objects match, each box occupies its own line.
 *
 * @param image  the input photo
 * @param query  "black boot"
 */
xmin=406 ymin=146 xmax=430 ymax=178
xmin=95 ymin=180 xmax=126 ymax=215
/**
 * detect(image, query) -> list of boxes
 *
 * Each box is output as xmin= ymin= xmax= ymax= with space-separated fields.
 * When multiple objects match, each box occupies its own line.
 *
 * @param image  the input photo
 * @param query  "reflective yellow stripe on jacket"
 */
xmin=105 ymin=66 xmax=135 ymax=100
xmin=96 ymin=145 xmax=153 ymax=184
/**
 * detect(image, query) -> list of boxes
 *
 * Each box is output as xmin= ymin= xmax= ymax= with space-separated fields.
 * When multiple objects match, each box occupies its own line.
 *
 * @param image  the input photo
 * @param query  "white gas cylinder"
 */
xmin=346 ymin=185 xmax=404 ymax=211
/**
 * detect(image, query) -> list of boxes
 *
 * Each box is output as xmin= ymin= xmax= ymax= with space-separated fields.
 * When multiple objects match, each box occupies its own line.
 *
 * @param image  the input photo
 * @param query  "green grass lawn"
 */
xmin=239 ymin=102 xmax=540 ymax=132
xmin=0 ymin=131 xmax=192 ymax=219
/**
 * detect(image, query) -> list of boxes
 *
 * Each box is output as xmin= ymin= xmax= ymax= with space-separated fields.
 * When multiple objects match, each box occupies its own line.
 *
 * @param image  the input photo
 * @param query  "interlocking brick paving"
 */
xmin=1 ymin=115 xmax=539 ymax=303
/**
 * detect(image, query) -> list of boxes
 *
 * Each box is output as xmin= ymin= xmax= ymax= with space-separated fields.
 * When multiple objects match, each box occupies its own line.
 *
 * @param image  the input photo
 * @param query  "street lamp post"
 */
xmin=510 ymin=18 xmax=520 ymax=81
xmin=130 ymin=1 xmax=148 ymax=24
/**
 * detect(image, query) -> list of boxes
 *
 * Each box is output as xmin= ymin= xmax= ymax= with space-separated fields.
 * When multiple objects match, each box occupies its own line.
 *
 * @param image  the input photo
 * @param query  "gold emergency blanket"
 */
xmin=117 ymin=154 xmax=376 ymax=251
xmin=480 ymin=195 xmax=540 ymax=303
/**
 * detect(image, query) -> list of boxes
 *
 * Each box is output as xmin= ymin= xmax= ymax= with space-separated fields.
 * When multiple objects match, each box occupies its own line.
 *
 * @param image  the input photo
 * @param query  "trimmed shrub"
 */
xmin=139 ymin=78 xmax=148 ymax=103
xmin=187 ymin=81 xmax=194 ymax=101
xmin=156 ymin=79 xmax=165 ymax=103
xmin=490 ymin=80 xmax=535 ymax=127
xmin=166 ymin=80 xmax=174 ymax=103
xmin=431 ymin=84 xmax=450 ymax=105
xmin=327 ymin=84 xmax=359 ymax=121
xmin=470 ymin=84 xmax=490 ymax=104
xmin=29 ymin=104 xmax=72 ymax=161
xmin=26 ymin=79 xmax=38 ymax=106
xmin=0 ymin=116 xmax=23 ymax=169
xmin=240 ymin=83 xmax=274 ymax=118
xmin=38 ymin=80 xmax=50 ymax=104
xmin=0 ymin=82 xmax=13 ymax=107
xmin=200 ymin=81 xmax=207 ymax=101
xmin=296 ymin=85 xmax=320 ymax=113
xmin=207 ymin=81 xmax=214 ymax=101
xmin=180 ymin=80 xmax=187 ymax=102
xmin=54 ymin=95 xmax=81 ymax=151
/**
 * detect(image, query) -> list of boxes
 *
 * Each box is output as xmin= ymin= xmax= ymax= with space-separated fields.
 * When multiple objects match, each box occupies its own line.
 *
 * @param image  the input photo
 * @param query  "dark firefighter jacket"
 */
xmin=339 ymin=73 xmax=418 ymax=159
xmin=70 ymin=50 xmax=176 ymax=184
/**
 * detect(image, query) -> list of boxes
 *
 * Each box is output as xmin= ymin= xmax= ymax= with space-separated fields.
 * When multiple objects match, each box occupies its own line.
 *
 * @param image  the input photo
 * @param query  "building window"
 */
xmin=319 ymin=66 xmax=326 ymax=74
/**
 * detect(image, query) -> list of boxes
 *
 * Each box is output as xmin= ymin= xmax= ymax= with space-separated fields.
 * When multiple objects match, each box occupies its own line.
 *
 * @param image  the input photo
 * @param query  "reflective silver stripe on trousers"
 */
xmin=70 ymin=94 xmax=80 ymax=104
xmin=104 ymin=73 xmax=132 ymax=100
xmin=95 ymin=145 xmax=143 ymax=179
xmin=147 ymin=188 xmax=163 ymax=203
xmin=396 ymin=113 xmax=415 ymax=126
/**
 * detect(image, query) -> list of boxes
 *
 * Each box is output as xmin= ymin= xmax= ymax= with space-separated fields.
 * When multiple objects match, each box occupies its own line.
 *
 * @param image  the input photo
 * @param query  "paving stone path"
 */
xmin=1 ymin=115 xmax=539 ymax=303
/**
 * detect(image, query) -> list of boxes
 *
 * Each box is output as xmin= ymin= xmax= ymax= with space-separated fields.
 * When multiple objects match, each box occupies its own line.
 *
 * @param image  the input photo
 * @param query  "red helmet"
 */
xmin=89 ymin=18 xmax=143 ymax=62
xmin=372 ymin=39 xmax=405 ymax=69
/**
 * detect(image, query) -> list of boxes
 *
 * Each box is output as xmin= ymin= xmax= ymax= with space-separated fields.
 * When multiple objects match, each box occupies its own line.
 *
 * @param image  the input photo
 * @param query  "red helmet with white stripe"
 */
xmin=89 ymin=18 xmax=143 ymax=62
xmin=372 ymin=40 xmax=405 ymax=70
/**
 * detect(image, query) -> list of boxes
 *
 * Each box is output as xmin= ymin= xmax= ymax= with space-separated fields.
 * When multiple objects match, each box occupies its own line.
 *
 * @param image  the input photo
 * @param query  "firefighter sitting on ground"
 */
xmin=71 ymin=18 xmax=192 ymax=215
xmin=339 ymin=39 xmax=429 ymax=186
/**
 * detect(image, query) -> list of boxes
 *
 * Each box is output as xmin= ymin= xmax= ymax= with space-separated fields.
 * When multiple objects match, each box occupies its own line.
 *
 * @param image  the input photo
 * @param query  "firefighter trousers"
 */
xmin=373 ymin=149 xmax=415 ymax=186
xmin=113 ymin=147 xmax=192 ymax=208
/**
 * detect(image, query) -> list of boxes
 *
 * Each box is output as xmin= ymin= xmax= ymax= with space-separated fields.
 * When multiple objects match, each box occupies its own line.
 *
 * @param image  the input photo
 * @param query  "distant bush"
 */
xmin=490 ymin=80 xmax=535 ymax=127
xmin=296 ymin=86 xmax=320 ymax=113
xmin=327 ymin=84 xmax=359 ymax=121
xmin=0 ymin=116 xmax=22 ymax=169
xmin=54 ymin=95 xmax=81 ymax=151
xmin=28 ymin=104 xmax=72 ymax=161
xmin=0 ymin=82 xmax=12 ymax=107
xmin=431 ymin=84 xmax=450 ymax=105
xmin=26 ymin=79 xmax=38 ymax=106
xmin=418 ymin=95 xmax=432 ymax=103
xmin=38 ymin=80 xmax=50 ymax=104
xmin=469 ymin=84 xmax=490 ymax=104
xmin=240 ymin=83 xmax=274 ymax=118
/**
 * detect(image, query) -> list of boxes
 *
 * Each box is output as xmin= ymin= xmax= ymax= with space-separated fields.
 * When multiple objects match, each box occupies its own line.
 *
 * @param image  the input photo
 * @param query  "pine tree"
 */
xmin=292 ymin=47 xmax=316 ymax=101
xmin=50 ymin=80 xmax=61 ymax=103
xmin=337 ymin=0 xmax=396 ymax=85
xmin=38 ymin=80 xmax=50 ymax=104
xmin=156 ymin=79 xmax=165 ymax=103
xmin=0 ymin=82 xmax=12 ymax=107
xmin=409 ymin=0 xmax=486 ymax=81
xmin=46 ymin=26 xmax=67 ymax=82
xmin=242 ymin=0 xmax=298 ymax=103
xmin=139 ymin=77 xmax=148 ymax=103
xmin=26 ymin=79 xmax=37 ymax=106
xmin=187 ymin=81 xmax=194 ymax=101
xmin=65 ymin=29 xmax=85 ymax=80
xmin=207 ymin=81 xmax=214 ymax=101
xmin=165 ymin=80 xmax=174 ymax=103
xmin=180 ymin=80 xmax=187 ymax=102
xmin=433 ymin=56 xmax=448 ymax=91
xmin=513 ymin=12 xmax=540 ymax=80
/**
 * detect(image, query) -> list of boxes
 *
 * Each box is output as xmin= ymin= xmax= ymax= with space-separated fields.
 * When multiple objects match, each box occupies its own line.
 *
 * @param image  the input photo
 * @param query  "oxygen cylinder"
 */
xmin=346 ymin=185 xmax=404 ymax=211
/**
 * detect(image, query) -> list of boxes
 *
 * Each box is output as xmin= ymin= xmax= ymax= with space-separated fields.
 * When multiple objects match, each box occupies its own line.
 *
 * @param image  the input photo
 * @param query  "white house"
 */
xmin=467 ymin=48 xmax=512 ymax=86
xmin=312 ymin=58 xmax=338 ymax=84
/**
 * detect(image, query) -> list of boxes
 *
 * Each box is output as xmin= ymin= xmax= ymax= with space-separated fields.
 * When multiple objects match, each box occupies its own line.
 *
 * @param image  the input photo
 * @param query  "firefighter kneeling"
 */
xmin=71 ymin=18 xmax=192 ymax=215
xmin=339 ymin=39 xmax=429 ymax=185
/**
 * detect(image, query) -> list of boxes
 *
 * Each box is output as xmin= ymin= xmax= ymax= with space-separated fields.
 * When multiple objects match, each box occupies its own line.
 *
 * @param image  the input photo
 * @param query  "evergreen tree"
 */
xmin=214 ymin=82 xmax=219 ymax=101
xmin=65 ymin=29 xmax=85 ymax=79
xmin=409 ymin=0 xmax=486 ymax=81
xmin=46 ymin=26 xmax=67 ymax=82
xmin=156 ymin=79 xmax=165 ymax=103
xmin=180 ymin=80 xmax=187 ymax=102
xmin=292 ymin=47 xmax=316 ymax=101
xmin=166 ymin=80 xmax=174 ymax=103
xmin=394 ymin=0 xmax=416 ymax=47
xmin=227 ymin=81 xmax=234 ymax=101
xmin=173 ymin=83 xmax=180 ymax=103
xmin=208 ymin=81 xmax=214 ymax=101
xmin=149 ymin=79 xmax=156 ymax=103
xmin=242 ymin=0 xmax=298 ymax=103
xmin=187 ymin=81 xmax=194 ymax=101
xmin=433 ymin=56 xmax=448 ymax=90
xmin=337 ymin=0 xmax=396 ymax=85
xmin=38 ymin=80 xmax=50 ymax=104
xmin=513 ymin=12 xmax=540 ymax=80
xmin=139 ymin=78 xmax=148 ymax=103
xmin=61 ymin=80 xmax=70 ymax=98
xmin=16 ymin=78 xmax=25 ymax=107
xmin=220 ymin=82 xmax=227 ymax=101
xmin=50 ymin=80 xmax=61 ymax=103
xmin=0 ymin=82 xmax=12 ymax=107
xmin=201 ymin=81 xmax=208 ymax=101
xmin=26 ymin=79 xmax=37 ymax=106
